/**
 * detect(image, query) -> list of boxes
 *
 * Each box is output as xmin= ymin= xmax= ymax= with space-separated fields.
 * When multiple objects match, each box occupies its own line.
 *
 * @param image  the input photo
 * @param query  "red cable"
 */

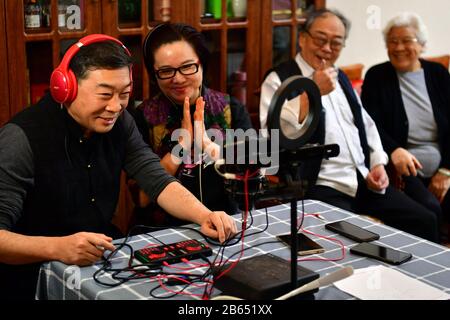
xmin=204 ymin=169 xmax=253 ymax=299
xmin=156 ymin=276 xmax=204 ymax=298
xmin=297 ymin=228 xmax=346 ymax=262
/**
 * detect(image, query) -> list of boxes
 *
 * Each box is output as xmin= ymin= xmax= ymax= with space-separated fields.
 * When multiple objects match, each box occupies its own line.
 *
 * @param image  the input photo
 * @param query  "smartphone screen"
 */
xmin=277 ymin=233 xmax=325 ymax=256
xmin=325 ymin=221 xmax=380 ymax=242
xmin=350 ymin=242 xmax=412 ymax=265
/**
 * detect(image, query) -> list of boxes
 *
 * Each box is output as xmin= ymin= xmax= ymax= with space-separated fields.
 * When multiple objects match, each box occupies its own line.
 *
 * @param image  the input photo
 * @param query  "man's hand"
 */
xmin=391 ymin=148 xmax=422 ymax=176
xmin=313 ymin=59 xmax=338 ymax=96
xmin=199 ymin=211 xmax=238 ymax=243
xmin=366 ymin=164 xmax=389 ymax=192
xmin=54 ymin=232 xmax=116 ymax=266
xmin=298 ymin=92 xmax=310 ymax=124
xmin=429 ymin=171 xmax=450 ymax=203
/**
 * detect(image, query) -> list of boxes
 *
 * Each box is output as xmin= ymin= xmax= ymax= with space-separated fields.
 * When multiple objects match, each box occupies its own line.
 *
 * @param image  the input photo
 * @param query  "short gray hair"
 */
xmin=301 ymin=9 xmax=351 ymax=40
xmin=383 ymin=12 xmax=428 ymax=46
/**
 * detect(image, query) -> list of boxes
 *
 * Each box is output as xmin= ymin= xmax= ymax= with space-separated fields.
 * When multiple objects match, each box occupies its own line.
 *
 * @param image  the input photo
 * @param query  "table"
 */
xmin=36 ymin=200 xmax=450 ymax=300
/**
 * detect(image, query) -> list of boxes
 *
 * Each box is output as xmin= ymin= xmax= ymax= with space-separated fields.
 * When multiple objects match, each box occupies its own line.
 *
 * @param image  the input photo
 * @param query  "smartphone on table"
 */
xmin=277 ymin=232 xmax=325 ymax=256
xmin=325 ymin=221 xmax=380 ymax=242
xmin=350 ymin=242 xmax=413 ymax=265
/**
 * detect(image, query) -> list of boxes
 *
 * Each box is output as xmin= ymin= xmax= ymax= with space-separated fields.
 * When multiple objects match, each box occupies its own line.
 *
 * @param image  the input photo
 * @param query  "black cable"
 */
xmin=92 ymin=195 xmax=270 ymax=296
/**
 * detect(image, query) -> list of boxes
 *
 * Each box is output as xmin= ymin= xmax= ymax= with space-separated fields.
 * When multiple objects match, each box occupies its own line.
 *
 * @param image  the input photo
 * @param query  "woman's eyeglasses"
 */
xmin=154 ymin=62 xmax=200 ymax=80
xmin=387 ymin=38 xmax=419 ymax=48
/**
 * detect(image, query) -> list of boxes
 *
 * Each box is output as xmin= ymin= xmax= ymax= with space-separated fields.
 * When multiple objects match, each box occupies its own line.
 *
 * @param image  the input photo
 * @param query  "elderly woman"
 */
xmin=361 ymin=12 xmax=450 ymax=239
xmin=130 ymin=23 xmax=252 ymax=227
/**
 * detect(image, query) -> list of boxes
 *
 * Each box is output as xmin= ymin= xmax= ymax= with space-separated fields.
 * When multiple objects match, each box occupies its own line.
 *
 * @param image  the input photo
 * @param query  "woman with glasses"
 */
xmin=361 ymin=12 xmax=450 ymax=241
xmin=130 ymin=23 xmax=252 ymax=227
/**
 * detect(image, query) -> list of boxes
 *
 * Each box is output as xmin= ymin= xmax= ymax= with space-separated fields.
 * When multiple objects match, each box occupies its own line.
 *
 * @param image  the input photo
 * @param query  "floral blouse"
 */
xmin=139 ymin=87 xmax=232 ymax=158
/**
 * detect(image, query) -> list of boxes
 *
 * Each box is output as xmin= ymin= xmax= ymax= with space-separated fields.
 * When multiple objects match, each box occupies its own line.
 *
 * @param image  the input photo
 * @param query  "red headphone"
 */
xmin=50 ymin=34 xmax=132 ymax=104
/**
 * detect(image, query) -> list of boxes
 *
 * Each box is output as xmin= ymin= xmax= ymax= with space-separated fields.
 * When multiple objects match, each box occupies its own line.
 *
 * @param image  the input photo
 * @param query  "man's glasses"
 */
xmin=154 ymin=62 xmax=200 ymax=80
xmin=387 ymin=37 xmax=419 ymax=48
xmin=305 ymin=30 xmax=345 ymax=51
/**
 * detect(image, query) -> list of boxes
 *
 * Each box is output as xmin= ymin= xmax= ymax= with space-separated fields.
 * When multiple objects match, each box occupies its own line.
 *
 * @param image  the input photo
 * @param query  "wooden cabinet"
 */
xmin=0 ymin=0 xmax=9 ymax=126
xmin=1 ymin=0 xmax=325 ymax=127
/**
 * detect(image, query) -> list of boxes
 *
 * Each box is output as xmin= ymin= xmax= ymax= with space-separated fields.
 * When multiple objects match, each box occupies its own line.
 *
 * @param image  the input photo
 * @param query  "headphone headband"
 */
xmin=143 ymin=24 xmax=168 ymax=74
xmin=50 ymin=34 xmax=132 ymax=104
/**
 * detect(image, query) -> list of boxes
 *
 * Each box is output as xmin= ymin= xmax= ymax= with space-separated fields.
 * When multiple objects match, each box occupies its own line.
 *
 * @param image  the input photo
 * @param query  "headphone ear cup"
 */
xmin=49 ymin=68 xmax=77 ymax=104
xmin=66 ymin=69 xmax=78 ymax=104
xmin=50 ymin=68 xmax=70 ymax=104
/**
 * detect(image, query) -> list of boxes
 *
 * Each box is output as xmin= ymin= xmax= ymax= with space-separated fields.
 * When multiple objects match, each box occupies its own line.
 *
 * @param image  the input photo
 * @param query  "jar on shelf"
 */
xmin=231 ymin=0 xmax=247 ymax=18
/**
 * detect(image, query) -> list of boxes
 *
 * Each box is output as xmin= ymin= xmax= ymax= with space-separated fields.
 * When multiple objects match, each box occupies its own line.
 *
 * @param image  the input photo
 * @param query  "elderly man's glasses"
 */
xmin=155 ymin=62 xmax=200 ymax=80
xmin=387 ymin=37 xmax=419 ymax=48
xmin=305 ymin=30 xmax=345 ymax=51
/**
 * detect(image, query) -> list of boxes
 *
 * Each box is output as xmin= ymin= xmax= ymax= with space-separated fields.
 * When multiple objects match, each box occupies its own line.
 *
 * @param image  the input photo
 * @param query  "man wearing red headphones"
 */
xmin=0 ymin=35 xmax=237 ymax=300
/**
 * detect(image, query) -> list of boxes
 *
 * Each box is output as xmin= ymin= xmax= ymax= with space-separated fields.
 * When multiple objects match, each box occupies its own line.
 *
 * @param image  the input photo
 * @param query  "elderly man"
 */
xmin=259 ymin=9 xmax=439 ymax=243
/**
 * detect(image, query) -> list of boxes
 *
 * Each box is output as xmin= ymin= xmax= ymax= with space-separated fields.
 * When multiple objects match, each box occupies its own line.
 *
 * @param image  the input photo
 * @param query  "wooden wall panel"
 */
xmin=0 ymin=0 xmax=10 ymax=126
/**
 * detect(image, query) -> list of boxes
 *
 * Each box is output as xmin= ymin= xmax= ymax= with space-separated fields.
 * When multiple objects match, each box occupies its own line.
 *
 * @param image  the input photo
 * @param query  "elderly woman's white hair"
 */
xmin=383 ymin=12 xmax=429 ymax=46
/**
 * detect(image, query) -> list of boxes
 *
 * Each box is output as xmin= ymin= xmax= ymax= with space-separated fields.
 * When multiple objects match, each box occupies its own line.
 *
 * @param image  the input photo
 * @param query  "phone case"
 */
xmin=350 ymin=243 xmax=412 ymax=265
xmin=277 ymin=234 xmax=325 ymax=256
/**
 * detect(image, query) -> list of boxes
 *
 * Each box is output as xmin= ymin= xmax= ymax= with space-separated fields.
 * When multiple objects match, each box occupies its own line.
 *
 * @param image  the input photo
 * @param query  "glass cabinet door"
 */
xmin=118 ymin=0 xmax=141 ymax=27
xmin=261 ymin=0 xmax=325 ymax=79
xmin=271 ymin=0 xmax=310 ymax=20
xmin=23 ymin=0 xmax=91 ymax=33
xmin=149 ymin=0 xmax=171 ymax=24
xmin=25 ymin=41 xmax=52 ymax=106
xmin=23 ymin=0 xmax=49 ymax=32
xmin=200 ymin=0 xmax=248 ymax=23
xmin=193 ymin=0 xmax=258 ymax=112
xmin=272 ymin=25 xmax=292 ymax=67
xmin=22 ymin=0 xmax=101 ymax=35
xmin=102 ymin=0 xmax=176 ymax=101
xmin=57 ymin=0 xmax=85 ymax=32
xmin=14 ymin=0 xmax=101 ymax=113
xmin=227 ymin=29 xmax=247 ymax=106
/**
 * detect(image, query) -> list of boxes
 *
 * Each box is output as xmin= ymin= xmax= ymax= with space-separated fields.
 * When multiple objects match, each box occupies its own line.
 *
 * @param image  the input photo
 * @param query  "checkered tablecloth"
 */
xmin=36 ymin=200 xmax=450 ymax=300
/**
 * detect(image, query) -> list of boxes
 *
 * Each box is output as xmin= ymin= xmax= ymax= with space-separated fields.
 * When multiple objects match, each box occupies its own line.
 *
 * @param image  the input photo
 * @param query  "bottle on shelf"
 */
xmin=40 ymin=0 xmax=51 ymax=28
xmin=24 ymin=0 xmax=42 ymax=29
xmin=58 ymin=3 xmax=67 ymax=28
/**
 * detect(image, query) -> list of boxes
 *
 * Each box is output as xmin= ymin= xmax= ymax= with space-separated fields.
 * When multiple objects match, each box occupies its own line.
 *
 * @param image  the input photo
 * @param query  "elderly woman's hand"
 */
xmin=391 ymin=148 xmax=423 ymax=176
xmin=429 ymin=171 xmax=450 ymax=203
